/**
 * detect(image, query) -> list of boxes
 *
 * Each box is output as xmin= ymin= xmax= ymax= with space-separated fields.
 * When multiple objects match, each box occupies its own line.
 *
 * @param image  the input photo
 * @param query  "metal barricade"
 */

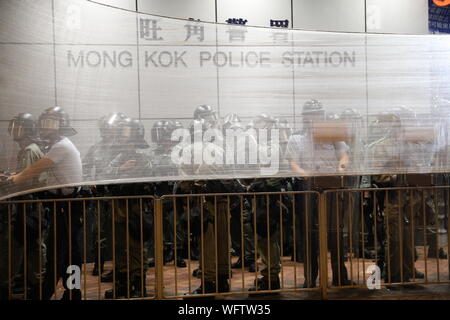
xmin=0 ymin=195 xmax=156 ymax=300
xmin=1 ymin=186 xmax=449 ymax=300
xmin=323 ymin=186 xmax=450 ymax=293
xmin=159 ymin=191 xmax=322 ymax=299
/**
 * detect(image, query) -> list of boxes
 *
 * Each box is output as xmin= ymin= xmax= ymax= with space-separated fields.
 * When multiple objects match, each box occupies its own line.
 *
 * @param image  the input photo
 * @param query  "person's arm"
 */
xmin=9 ymin=158 xmax=55 ymax=184
xmin=289 ymin=160 xmax=307 ymax=176
xmin=338 ymin=152 xmax=349 ymax=172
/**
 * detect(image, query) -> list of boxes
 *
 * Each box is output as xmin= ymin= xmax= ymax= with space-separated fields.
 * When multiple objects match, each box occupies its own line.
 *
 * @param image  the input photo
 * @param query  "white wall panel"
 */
xmin=0 ymin=44 xmax=55 ymax=120
xmin=366 ymin=0 xmax=429 ymax=34
xmin=138 ymin=0 xmax=216 ymax=22
xmin=0 ymin=0 xmax=53 ymax=43
xmin=55 ymin=45 xmax=139 ymax=120
xmin=293 ymin=0 xmax=366 ymax=32
xmin=54 ymin=0 xmax=136 ymax=45
xmin=292 ymin=32 xmax=367 ymax=125
xmin=366 ymin=34 xmax=434 ymax=115
xmin=139 ymin=46 xmax=219 ymax=119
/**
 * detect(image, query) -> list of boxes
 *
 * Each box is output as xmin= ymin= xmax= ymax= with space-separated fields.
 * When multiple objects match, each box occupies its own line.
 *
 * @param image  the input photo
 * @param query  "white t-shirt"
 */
xmin=46 ymin=137 xmax=82 ymax=194
xmin=285 ymin=133 xmax=349 ymax=174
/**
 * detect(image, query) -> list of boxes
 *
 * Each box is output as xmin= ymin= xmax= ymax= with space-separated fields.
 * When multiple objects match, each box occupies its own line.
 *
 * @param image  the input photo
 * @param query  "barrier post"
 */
xmin=318 ymin=191 xmax=329 ymax=299
xmin=154 ymin=198 xmax=164 ymax=299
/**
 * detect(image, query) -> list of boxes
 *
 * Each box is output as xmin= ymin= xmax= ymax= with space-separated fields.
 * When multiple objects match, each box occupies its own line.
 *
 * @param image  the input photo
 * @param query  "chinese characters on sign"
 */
xmin=225 ymin=18 xmax=248 ymax=25
xmin=270 ymin=20 xmax=289 ymax=28
xmin=140 ymin=19 xmax=163 ymax=40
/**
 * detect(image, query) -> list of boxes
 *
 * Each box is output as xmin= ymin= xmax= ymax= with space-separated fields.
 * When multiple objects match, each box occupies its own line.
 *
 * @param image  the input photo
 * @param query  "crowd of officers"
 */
xmin=1 ymin=98 xmax=450 ymax=300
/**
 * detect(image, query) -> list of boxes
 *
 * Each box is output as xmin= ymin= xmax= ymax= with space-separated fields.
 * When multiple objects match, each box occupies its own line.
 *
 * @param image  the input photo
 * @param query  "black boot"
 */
xmin=185 ymin=276 xmax=229 ymax=299
xmin=414 ymin=268 xmax=425 ymax=279
xmin=249 ymin=276 xmax=280 ymax=294
xmin=164 ymin=247 xmax=174 ymax=264
xmin=130 ymin=275 xmax=147 ymax=298
xmin=92 ymin=260 xmax=104 ymax=276
xmin=247 ymin=261 xmax=256 ymax=273
xmin=175 ymin=249 xmax=187 ymax=268
xmin=176 ymin=256 xmax=187 ymax=268
xmin=61 ymin=289 xmax=82 ymax=300
xmin=231 ymin=257 xmax=244 ymax=269
xmin=147 ymin=257 xmax=155 ymax=268
xmin=428 ymin=247 xmax=448 ymax=259
xmin=192 ymin=268 xmax=202 ymax=278
xmin=231 ymin=258 xmax=255 ymax=272
xmin=105 ymin=273 xmax=127 ymax=299
xmin=101 ymin=270 xmax=114 ymax=283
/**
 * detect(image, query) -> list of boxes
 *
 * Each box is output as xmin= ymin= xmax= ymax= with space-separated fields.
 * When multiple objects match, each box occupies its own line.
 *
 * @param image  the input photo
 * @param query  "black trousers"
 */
xmin=42 ymin=199 xmax=83 ymax=300
xmin=296 ymin=192 xmax=349 ymax=287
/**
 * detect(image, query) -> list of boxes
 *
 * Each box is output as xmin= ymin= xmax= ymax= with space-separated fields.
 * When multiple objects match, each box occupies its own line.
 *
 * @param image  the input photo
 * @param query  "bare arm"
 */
xmin=9 ymin=158 xmax=55 ymax=184
xmin=290 ymin=160 xmax=307 ymax=176
xmin=338 ymin=152 xmax=349 ymax=172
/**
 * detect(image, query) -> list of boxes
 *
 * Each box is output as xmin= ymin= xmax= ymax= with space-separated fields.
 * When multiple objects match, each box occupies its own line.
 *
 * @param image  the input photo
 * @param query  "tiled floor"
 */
xmin=45 ymin=247 xmax=450 ymax=300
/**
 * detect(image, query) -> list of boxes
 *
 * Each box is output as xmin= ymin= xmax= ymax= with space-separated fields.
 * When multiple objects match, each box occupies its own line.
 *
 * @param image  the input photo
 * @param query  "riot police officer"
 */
xmin=0 ymin=113 xmax=47 ymax=299
xmin=193 ymin=105 xmax=220 ymax=129
xmin=104 ymin=117 xmax=153 ymax=299
xmin=285 ymin=99 xmax=351 ymax=288
xmin=9 ymin=106 xmax=83 ymax=300
xmin=222 ymin=113 xmax=256 ymax=273
xmin=151 ymin=120 xmax=186 ymax=268
xmin=339 ymin=108 xmax=373 ymax=259
xmin=84 ymin=112 xmax=127 ymax=277
xmin=368 ymin=107 xmax=420 ymax=285
xmin=248 ymin=113 xmax=283 ymax=292
xmin=429 ymin=98 xmax=450 ymax=259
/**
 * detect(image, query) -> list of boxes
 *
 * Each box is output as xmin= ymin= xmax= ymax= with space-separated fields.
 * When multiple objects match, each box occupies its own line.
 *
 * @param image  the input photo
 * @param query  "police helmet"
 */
xmin=172 ymin=121 xmax=183 ymax=131
xmin=252 ymin=113 xmax=276 ymax=130
xmin=38 ymin=106 xmax=77 ymax=137
xmin=376 ymin=111 xmax=401 ymax=123
xmin=388 ymin=105 xmax=416 ymax=120
xmin=301 ymin=99 xmax=325 ymax=120
xmin=118 ymin=117 xmax=149 ymax=149
xmin=98 ymin=112 xmax=127 ymax=140
xmin=326 ymin=113 xmax=340 ymax=121
xmin=151 ymin=120 xmax=173 ymax=144
xmin=223 ymin=113 xmax=244 ymax=131
xmin=8 ymin=113 xmax=36 ymax=141
xmin=340 ymin=108 xmax=362 ymax=120
xmin=193 ymin=105 xmax=218 ymax=126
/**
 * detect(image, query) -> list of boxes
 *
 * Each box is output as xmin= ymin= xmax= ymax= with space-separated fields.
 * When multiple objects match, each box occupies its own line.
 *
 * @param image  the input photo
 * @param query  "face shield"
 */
xmin=38 ymin=118 xmax=60 ymax=139
xmin=121 ymin=126 xmax=132 ymax=138
xmin=39 ymin=118 xmax=60 ymax=130
xmin=8 ymin=120 xmax=24 ymax=141
xmin=151 ymin=126 xmax=170 ymax=145
xmin=202 ymin=112 xmax=219 ymax=129
xmin=253 ymin=119 xmax=267 ymax=130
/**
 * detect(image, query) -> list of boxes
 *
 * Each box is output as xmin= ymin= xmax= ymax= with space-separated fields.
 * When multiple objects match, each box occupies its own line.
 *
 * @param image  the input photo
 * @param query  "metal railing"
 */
xmin=0 ymin=185 xmax=449 ymax=300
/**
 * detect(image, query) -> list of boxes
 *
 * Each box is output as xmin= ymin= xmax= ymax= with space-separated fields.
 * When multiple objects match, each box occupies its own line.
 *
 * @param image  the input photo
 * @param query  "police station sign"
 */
xmin=65 ymin=18 xmax=358 ymax=69
xmin=67 ymin=49 xmax=356 ymax=69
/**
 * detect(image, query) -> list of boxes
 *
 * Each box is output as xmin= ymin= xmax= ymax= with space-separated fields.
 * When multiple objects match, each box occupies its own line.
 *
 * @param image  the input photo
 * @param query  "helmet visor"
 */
xmin=40 ymin=118 xmax=60 ymax=130
xmin=8 ymin=120 xmax=24 ymax=140
xmin=121 ymin=126 xmax=132 ymax=138
xmin=203 ymin=112 xmax=218 ymax=123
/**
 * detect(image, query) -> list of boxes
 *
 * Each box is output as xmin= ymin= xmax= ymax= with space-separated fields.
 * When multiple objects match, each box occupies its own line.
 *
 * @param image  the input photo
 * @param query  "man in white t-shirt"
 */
xmin=9 ymin=106 xmax=83 ymax=300
xmin=285 ymin=100 xmax=350 ymax=288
